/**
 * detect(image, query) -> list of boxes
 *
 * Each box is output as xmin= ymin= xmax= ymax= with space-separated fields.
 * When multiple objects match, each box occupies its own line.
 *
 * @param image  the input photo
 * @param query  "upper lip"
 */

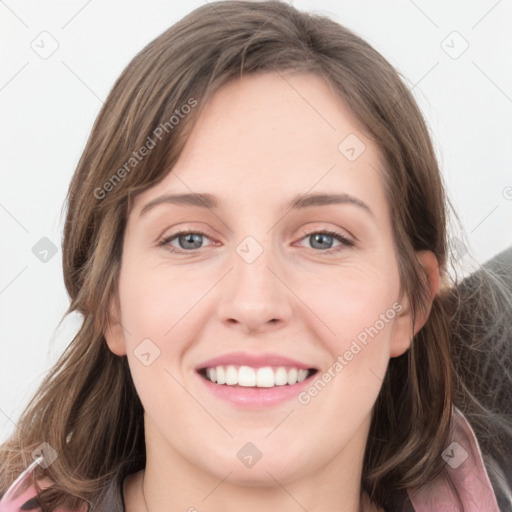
xmin=195 ymin=351 xmax=317 ymax=371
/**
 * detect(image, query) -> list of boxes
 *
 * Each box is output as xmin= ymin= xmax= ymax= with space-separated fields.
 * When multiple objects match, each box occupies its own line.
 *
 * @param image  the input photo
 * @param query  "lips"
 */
xmin=195 ymin=351 xmax=317 ymax=372
xmin=194 ymin=352 xmax=320 ymax=408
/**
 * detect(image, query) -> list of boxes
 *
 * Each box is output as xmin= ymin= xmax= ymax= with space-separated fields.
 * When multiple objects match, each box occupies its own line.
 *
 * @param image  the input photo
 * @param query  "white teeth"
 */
xmin=274 ymin=367 xmax=288 ymax=386
xmin=297 ymin=370 xmax=308 ymax=383
xmin=216 ymin=366 xmax=225 ymax=384
xmin=203 ymin=365 xmax=311 ymax=387
xmin=206 ymin=367 xmax=217 ymax=383
xmin=225 ymin=365 xmax=238 ymax=385
xmin=238 ymin=366 xmax=256 ymax=386
xmin=288 ymin=367 xmax=298 ymax=385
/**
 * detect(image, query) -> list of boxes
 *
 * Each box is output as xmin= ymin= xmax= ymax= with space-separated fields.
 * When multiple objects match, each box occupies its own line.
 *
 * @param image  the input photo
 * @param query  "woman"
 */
xmin=1 ymin=1 xmax=510 ymax=510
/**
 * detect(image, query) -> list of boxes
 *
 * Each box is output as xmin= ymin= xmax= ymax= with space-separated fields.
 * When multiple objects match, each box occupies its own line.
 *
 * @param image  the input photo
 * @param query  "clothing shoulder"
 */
xmin=405 ymin=407 xmax=501 ymax=511
xmin=0 ymin=459 xmax=86 ymax=512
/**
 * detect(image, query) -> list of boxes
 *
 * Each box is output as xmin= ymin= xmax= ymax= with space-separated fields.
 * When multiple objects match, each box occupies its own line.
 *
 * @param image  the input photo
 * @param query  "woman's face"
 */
xmin=105 ymin=71 xmax=437 ymax=488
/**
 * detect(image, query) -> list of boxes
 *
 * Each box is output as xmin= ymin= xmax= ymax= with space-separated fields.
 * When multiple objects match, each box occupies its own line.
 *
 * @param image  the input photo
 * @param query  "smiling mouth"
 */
xmin=197 ymin=365 xmax=318 ymax=388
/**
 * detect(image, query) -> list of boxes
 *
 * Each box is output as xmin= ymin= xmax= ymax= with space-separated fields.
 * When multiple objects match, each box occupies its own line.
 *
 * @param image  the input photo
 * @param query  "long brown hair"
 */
xmin=1 ymin=1 xmax=510 ymax=510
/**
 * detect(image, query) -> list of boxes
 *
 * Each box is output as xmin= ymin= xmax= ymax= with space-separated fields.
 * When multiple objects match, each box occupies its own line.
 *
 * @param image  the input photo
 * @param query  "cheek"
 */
xmin=119 ymin=269 xmax=188 ymax=420
xmin=117 ymin=259 xmax=205 ymax=394
xmin=114 ymin=266 xmax=181 ymax=406
xmin=298 ymin=286 xmax=399 ymax=433
xmin=118 ymin=259 xmax=190 ymax=341
xmin=296 ymin=259 xmax=401 ymax=406
xmin=302 ymin=260 xmax=400 ymax=339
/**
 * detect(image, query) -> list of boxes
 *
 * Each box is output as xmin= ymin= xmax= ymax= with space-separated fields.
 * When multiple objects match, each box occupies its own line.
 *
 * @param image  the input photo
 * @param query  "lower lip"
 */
xmin=196 ymin=371 xmax=316 ymax=408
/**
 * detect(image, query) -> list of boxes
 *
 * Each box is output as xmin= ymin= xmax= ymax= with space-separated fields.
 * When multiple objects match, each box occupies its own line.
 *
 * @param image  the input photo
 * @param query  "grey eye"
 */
xmin=308 ymin=233 xmax=336 ymax=250
xmin=176 ymin=233 xmax=205 ymax=250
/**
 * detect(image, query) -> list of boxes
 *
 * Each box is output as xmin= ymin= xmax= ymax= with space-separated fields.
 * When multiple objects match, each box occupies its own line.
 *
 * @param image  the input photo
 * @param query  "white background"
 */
xmin=1 ymin=0 xmax=511 ymax=442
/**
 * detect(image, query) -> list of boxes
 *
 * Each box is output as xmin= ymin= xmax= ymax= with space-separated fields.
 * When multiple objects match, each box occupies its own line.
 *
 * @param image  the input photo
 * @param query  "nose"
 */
xmin=216 ymin=239 xmax=293 ymax=335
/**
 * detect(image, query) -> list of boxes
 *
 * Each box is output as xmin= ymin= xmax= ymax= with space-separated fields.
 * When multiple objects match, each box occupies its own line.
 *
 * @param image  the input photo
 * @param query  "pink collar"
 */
xmin=404 ymin=407 xmax=500 ymax=511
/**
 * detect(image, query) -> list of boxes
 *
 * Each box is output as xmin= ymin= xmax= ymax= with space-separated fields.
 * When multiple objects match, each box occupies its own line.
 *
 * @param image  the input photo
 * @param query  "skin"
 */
xmin=105 ymin=71 xmax=440 ymax=512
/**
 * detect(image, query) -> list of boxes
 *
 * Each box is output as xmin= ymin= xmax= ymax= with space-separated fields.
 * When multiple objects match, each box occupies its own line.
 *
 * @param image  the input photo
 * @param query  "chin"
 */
xmin=198 ymin=451 xmax=309 ymax=488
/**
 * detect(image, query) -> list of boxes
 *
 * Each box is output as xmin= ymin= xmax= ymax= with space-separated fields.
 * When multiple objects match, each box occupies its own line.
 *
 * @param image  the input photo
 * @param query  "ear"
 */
xmin=389 ymin=250 xmax=440 ymax=358
xmin=103 ymin=291 xmax=127 ymax=356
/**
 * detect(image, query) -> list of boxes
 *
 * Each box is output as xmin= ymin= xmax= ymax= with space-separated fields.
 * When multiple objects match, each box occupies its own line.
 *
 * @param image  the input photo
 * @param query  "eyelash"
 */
xmin=158 ymin=229 xmax=355 ymax=255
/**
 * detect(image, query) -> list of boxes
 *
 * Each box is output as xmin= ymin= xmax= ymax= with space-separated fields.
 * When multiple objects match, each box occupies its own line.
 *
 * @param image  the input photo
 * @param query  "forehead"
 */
xmin=131 ymin=71 xmax=389 ymax=220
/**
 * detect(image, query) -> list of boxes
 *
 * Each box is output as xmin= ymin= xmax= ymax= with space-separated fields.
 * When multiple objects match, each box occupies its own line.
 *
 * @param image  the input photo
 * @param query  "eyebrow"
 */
xmin=139 ymin=192 xmax=374 ymax=218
